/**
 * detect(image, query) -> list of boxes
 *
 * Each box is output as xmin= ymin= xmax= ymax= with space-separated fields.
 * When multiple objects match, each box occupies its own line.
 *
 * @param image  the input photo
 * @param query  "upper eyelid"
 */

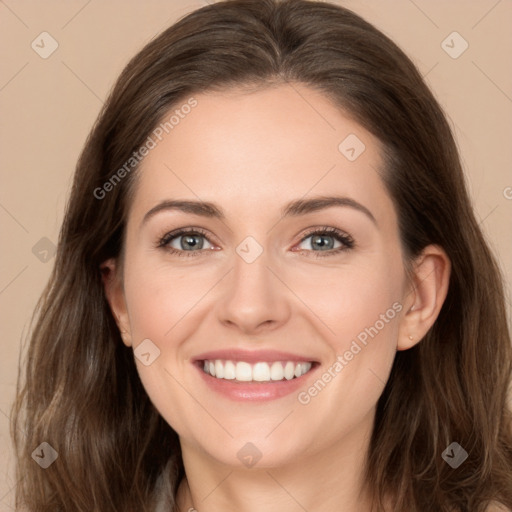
xmin=158 ymin=227 xmax=214 ymax=246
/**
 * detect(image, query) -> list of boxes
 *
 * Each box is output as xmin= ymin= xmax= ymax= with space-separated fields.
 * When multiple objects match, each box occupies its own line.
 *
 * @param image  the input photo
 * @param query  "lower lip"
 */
xmin=194 ymin=362 xmax=319 ymax=401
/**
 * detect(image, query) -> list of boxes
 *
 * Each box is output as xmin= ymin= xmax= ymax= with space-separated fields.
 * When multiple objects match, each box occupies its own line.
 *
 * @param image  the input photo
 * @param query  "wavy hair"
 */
xmin=11 ymin=0 xmax=512 ymax=510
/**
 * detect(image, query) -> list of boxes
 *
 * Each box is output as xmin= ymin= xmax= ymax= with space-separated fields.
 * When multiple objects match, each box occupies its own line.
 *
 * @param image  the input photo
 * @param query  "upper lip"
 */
xmin=193 ymin=349 xmax=319 ymax=364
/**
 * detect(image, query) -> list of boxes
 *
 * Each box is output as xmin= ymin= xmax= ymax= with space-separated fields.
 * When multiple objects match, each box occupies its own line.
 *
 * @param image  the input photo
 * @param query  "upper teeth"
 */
xmin=203 ymin=360 xmax=313 ymax=382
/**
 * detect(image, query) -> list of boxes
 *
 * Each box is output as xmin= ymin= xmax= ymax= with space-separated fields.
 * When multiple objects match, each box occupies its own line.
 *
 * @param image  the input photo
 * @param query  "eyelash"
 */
xmin=157 ymin=226 xmax=355 ymax=259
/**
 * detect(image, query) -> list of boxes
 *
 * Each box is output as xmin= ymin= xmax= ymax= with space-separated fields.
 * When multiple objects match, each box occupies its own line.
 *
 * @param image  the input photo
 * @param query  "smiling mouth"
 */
xmin=199 ymin=359 xmax=318 ymax=382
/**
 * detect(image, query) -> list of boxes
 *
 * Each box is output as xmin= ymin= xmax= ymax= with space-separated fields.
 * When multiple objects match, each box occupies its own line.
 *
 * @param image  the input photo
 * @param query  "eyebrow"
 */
xmin=141 ymin=195 xmax=377 ymax=227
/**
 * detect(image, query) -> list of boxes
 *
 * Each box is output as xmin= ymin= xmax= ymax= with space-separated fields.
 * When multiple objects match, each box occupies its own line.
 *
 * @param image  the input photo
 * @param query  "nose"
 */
xmin=215 ymin=246 xmax=292 ymax=336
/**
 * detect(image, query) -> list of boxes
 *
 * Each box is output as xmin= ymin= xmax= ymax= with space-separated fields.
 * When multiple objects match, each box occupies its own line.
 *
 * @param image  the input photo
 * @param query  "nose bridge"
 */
xmin=216 ymin=235 xmax=290 ymax=333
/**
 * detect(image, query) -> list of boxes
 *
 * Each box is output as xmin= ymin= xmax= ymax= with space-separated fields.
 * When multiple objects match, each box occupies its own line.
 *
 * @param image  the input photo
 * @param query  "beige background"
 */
xmin=1 ymin=0 xmax=511 ymax=508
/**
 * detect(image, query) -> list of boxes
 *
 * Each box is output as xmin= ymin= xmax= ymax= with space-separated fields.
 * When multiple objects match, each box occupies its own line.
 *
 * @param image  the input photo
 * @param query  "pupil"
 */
xmin=182 ymin=235 xmax=202 ymax=250
xmin=313 ymin=235 xmax=333 ymax=250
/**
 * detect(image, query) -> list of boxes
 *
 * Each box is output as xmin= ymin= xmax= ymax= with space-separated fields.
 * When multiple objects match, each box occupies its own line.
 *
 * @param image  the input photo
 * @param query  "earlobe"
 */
xmin=397 ymin=245 xmax=451 ymax=351
xmin=100 ymin=258 xmax=133 ymax=347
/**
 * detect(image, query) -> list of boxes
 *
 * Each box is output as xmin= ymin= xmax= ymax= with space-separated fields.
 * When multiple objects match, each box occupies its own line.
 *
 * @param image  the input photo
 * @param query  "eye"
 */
xmin=157 ymin=228 xmax=215 ymax=257
xmin=294 ymin=227 xmax=354 ymax=258
xmin=157 ymin=226 xmax=354 ymax=258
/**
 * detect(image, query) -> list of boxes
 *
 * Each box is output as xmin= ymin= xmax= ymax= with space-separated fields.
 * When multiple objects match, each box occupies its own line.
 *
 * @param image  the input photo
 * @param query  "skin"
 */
xmin=102 ymin=83 xmax=450 ymax=512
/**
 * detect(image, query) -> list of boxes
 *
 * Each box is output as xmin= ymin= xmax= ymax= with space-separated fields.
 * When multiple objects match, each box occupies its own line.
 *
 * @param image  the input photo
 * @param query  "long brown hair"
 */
xmin=11 ymin=0 xmax=512 ymax=510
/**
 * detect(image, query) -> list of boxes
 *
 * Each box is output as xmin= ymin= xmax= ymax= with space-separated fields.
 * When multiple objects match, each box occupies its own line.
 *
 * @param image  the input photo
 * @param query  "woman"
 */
xmin=11 ymin=0 xmax=512 ymax=510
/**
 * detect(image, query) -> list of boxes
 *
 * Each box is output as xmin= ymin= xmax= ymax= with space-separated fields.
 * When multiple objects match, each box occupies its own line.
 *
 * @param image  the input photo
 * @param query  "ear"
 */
xmin=100 ymin=257 xmax=132 ymax=347
xmin=397 ymin=244 xmax=451 ymax=350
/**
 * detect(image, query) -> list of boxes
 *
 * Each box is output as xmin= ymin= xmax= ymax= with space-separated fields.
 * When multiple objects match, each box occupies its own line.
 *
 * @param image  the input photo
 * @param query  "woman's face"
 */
xmin=109 ymin=83 xmax=414 ymax=468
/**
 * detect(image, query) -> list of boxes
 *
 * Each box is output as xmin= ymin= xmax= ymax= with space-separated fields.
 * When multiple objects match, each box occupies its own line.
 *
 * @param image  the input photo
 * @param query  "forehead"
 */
xmin=130 ymin=83 xmax=395 ymax=227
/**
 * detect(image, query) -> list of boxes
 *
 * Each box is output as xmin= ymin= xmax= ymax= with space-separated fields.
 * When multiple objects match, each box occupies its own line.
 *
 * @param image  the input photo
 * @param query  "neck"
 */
xmin=175 ymin=410 xmax=377 ymax=512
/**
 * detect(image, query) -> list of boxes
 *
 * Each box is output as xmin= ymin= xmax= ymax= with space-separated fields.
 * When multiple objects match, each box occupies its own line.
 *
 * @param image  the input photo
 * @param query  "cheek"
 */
xmin=288 ymin=254 xmax=403 ymax=348
xmin=121 ymin=256 xmax=224 ymax=435
xmin=290 ymin=256 xmax=403 ymax=426
xmin=121 ymin=259 xmax=207 ymax=435
xmin=122 ymin=256 xmax=213 ymax=342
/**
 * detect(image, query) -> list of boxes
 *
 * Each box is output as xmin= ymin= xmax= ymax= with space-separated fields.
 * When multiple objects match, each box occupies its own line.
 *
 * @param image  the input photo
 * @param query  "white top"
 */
xmin=153 ymin=461 xmax=177 ymax=511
